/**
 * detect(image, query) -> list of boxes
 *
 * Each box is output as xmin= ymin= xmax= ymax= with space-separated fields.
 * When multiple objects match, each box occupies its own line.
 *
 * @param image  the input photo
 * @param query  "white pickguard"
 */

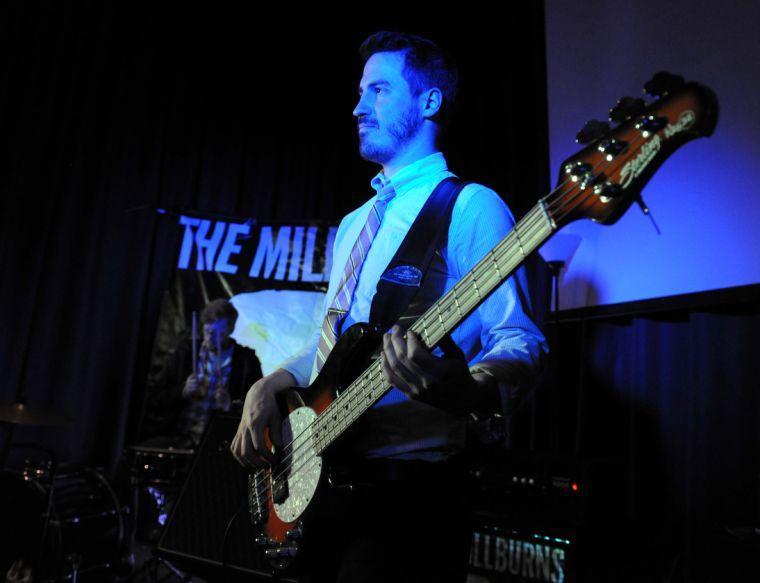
xmin=273 ymin=406 xmax=322 ymax=523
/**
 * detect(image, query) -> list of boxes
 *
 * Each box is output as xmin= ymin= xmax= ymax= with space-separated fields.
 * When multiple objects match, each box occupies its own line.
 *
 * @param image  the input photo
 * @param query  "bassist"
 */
xmin=231 ymin=31 xmax=547 ymax=582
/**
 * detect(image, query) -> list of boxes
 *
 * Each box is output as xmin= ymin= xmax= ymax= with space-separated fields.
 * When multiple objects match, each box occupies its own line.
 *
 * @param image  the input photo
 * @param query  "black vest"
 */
xmin=368 ymin=177 xmax=470 ymax=336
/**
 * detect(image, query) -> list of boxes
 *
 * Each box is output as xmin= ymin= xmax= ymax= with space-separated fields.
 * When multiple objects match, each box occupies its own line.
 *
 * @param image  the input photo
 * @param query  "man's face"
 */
xmin=203 ymin=317 xmax=232 ymax=349
xmin=353 ymin=51 xmax=424 ymax=164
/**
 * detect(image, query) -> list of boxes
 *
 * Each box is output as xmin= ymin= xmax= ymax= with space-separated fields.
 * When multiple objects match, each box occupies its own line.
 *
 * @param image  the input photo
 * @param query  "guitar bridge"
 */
xmin=248 ymin=471 xmax=269 ymax=524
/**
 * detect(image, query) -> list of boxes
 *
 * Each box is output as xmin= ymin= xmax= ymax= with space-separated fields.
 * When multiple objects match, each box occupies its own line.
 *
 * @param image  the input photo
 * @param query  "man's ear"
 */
xmin=420 ymin=87 xmax=443 ymax=119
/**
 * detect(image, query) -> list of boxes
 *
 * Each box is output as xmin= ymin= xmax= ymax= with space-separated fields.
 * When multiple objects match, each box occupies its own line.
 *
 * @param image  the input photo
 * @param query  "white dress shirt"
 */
xmin=278 ymin=152 xmax=547 ymax=459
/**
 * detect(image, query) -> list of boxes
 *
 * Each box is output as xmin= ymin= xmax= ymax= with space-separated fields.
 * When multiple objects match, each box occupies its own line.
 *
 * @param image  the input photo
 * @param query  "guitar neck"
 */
xmin=312 ymin=200 xmax=556 ymax=454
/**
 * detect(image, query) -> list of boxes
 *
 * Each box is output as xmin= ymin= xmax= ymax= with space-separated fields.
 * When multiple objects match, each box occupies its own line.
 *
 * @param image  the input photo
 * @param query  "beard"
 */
xmin=358 ymin=105 xmax=424 ymax=164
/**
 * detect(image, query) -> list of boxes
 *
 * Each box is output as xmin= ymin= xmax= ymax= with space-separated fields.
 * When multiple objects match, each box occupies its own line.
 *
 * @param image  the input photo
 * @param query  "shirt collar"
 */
xmin=370 ymin=152 xmax=448 ymax=198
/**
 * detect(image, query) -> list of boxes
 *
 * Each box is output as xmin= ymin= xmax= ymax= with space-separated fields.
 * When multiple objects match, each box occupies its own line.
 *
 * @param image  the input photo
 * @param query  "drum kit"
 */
xmin=0 ymin=400 xmax=196 ymax=582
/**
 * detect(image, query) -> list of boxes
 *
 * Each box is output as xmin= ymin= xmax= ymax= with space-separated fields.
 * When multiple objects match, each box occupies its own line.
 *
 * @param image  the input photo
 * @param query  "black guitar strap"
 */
xmin=368 ymin=177 xmax=470 ymax=335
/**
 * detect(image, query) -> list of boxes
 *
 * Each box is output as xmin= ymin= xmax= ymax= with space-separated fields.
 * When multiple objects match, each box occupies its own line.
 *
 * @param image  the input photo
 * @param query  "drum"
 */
xmin=127 ymin=444 xmax=194 ymax=486
xmin=126 ymin=444 xmax=195 ymax=543
xmin=0 ymin=465 xmax=125 ymax=581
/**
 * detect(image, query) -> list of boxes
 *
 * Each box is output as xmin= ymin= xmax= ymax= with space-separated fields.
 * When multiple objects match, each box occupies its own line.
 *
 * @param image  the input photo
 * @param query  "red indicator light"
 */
xmin=571 ymin=482 xmax=580 ymax=492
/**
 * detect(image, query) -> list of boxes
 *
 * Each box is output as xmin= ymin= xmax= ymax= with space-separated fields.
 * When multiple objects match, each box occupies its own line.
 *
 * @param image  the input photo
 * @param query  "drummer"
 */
xmin=177 ymin=299 xmax=262 ymax=445
xmin=139 ymin=298 xmax=263 ymax=449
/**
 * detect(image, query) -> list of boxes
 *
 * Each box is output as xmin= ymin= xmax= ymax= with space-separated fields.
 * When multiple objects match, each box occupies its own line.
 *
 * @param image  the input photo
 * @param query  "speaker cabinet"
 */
xmin=157 ymin=413 xmax=277 ymax=581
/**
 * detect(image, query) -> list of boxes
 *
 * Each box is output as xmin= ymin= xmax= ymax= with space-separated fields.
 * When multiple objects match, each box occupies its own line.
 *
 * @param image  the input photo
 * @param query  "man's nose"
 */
xmin=353 ymin=93 xmax=371 ymax=118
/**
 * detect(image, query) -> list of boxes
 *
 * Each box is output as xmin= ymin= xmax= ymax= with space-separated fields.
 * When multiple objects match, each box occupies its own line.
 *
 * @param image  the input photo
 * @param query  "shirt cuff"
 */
xmin=276 ymin=355 xmax=313 ymax=387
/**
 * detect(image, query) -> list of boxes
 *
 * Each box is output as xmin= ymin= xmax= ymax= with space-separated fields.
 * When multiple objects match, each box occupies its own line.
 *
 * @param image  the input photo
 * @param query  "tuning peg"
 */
xmin=576 ymin=120 xmax=611 ymax=144
xmin=609 ymin=96 xmax=646 ymax=122
xmin=644 ymin=71 xmax=685 ymax=98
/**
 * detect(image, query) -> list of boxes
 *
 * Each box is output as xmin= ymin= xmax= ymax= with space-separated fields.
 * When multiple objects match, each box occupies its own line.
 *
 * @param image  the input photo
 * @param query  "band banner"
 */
xmin=175 ymin=214 xmax=336 ymax=290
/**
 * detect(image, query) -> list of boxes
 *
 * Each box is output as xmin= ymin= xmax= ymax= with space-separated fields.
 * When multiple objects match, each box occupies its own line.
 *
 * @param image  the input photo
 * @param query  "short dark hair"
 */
xmin=359 ymin=31 xmax=458 ymax=125
xmin=201 ymin=298 xmax=238 ymax=326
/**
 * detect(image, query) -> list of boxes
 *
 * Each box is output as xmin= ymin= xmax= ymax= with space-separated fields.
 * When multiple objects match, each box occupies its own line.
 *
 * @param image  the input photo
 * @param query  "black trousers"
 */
xmin=298 ymin=457 xmax=471 ymax=583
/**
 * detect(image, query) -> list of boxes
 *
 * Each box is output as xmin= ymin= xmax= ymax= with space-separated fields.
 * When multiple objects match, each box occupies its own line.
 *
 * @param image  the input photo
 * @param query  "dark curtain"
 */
xmin=0 ymin=5 xmax=551 ymax=468
xmin=510 ymin=304 xmax=760 ymax=579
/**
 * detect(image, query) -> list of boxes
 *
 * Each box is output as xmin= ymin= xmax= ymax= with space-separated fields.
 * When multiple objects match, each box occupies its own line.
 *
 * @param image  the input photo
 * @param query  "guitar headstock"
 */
xmin=545 ymin=73 xmax=718 ymax=229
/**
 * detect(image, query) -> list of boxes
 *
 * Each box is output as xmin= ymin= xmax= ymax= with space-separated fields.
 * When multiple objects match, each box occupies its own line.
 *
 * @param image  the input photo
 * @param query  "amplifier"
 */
xmin=468 ymin=448 xmax=626 ymax=526
xmin=466 ymin=448 xmax=627 ymax=582
xmin=469 ymin=515 xmax=574 ymax=583
xmin=156 ymin=413 xmax=285 ymax=581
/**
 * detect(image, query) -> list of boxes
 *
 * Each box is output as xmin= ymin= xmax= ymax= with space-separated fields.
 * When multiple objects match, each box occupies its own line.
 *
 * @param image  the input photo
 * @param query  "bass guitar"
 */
xmin=247 ymin=72 xmax=718 ymax=571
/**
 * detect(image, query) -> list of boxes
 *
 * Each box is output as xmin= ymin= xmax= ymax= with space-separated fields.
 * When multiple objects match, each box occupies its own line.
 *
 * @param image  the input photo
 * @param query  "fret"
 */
xmin=513 ymin=226 xmax=526 ymax=258
xmin=490 ymin=248 xmax=502 ymax=279
xmin=314 ymin=420 xmax=321 ymax=448
xmin=515 ymin=219 xmax=538 ymax=257
xmin=414 ymin=312 xmax=434 ymax=347
xmin=471 ymin=272 xmax=481 ymax=300
xmin=358 ymin=373 xmax=368 ymax=410
xmin=344 ymin=390 xmax=352 ymax=428
xmin=435 ymin=302 xmax=447 ymax=333
xmin=326 ymin=413 xmax=335 ymax=444
xmin=539 ymin=198 xmax=556 ymax=230
xmin=368 ymin=366 xmax=378 ymax=399
xmin=460 ymin=278 xmax=478 ymax=313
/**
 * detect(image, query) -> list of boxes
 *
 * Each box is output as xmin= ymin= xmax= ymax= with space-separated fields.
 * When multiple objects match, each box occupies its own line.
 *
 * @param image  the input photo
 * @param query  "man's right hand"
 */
xmin=230 ymin=368 xmax=296 ymax=469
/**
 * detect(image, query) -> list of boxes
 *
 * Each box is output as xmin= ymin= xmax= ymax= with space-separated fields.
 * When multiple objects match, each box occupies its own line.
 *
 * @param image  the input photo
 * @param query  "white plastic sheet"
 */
xmin=230 ymin=290 xmax=324 ymax=376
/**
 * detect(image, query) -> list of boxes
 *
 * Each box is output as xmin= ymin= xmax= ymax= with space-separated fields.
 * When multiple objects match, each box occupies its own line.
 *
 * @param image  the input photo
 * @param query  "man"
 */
xmin=178 ymin=298 xmax=263 ymax=446
xmin=231 ymin=32 xmax=547 ymax=581
xmin=141 ymin=298 xmax=262 ymax=448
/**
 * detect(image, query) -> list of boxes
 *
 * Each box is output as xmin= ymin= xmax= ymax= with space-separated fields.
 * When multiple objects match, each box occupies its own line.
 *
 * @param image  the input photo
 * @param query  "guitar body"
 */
xmin=248 ymin=323 xmax=381 ymax=571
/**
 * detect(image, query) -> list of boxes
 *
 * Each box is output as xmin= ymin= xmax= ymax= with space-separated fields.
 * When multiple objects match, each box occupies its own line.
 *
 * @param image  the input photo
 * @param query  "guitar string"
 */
xmin=253 ymin=132 xmax=648 ymax=502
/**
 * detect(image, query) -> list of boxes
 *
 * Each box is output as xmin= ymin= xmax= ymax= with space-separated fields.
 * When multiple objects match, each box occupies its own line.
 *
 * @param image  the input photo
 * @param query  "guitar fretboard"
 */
xmin=311 ymin=201 xmax=555 ymax=454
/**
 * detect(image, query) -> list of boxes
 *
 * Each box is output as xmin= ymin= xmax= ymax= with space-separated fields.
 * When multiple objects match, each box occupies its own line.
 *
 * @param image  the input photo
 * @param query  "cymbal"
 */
xmin=0 ymin=401 xmax=72 ymax=426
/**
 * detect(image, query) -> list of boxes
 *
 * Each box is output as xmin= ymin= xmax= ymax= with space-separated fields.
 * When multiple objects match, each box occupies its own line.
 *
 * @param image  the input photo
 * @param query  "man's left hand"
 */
xmin=381 ymin=325 xmax=483 ymax=415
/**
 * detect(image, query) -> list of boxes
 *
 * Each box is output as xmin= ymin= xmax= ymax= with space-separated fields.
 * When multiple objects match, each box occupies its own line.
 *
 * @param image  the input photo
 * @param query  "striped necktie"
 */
xmin=314 ymin=183 xmax=395 ymax=373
